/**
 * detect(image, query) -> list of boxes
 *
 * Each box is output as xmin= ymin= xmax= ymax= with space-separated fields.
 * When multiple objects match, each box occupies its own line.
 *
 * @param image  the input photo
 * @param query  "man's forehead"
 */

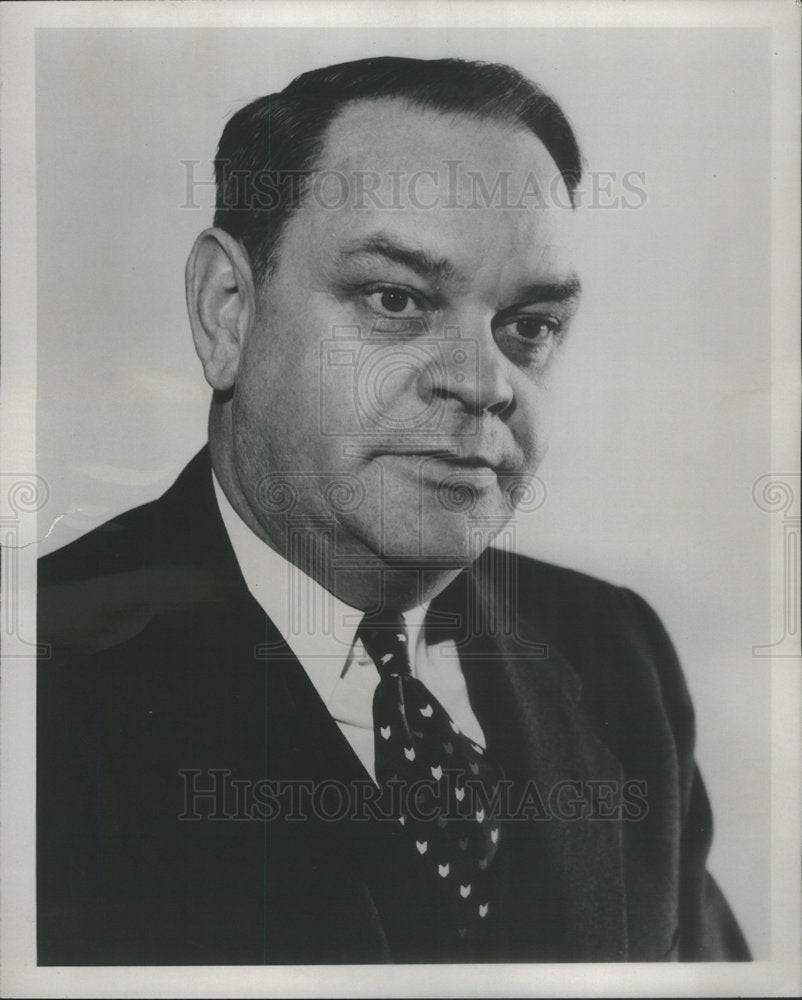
xmin=317 ymin=96 xmax=568 ymax=202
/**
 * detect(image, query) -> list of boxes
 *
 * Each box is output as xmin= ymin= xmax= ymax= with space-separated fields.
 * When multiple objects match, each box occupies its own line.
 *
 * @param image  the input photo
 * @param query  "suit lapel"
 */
xmin=154 ymin=451 xmax=392 ymax=959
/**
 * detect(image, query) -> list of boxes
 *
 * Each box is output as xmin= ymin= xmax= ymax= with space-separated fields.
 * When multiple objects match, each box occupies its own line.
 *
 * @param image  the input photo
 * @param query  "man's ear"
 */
xmin=185 ymin=227 xmax=257 ymax=391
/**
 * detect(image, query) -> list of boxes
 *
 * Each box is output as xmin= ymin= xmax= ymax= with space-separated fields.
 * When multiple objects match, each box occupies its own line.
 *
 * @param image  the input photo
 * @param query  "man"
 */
xmin=37 ymin=56 xmax=750 ymax=965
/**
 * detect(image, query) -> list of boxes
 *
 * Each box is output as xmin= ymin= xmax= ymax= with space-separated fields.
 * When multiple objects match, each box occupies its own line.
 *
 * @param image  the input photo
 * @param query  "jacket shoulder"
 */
xmin=38 ymin=448 xmax=218 ymax=587
xmin=489 ymin=548 xmax=665 ymax=635
xmin=494 ymin=550 xmax=693 ymax=731
xmin=38 ymin=494 xmax=164 ymax=587
xmin=37 ymin=449 xmax=235 ymax=664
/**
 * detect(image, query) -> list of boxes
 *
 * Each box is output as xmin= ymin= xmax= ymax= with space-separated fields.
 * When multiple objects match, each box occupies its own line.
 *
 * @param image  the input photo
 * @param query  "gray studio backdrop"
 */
xmin=36 ymin=27 xmax=771 ymax=956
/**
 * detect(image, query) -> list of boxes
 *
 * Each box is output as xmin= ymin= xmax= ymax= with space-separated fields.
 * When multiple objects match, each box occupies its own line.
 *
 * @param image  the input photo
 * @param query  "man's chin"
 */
xmin=369 ymin=506 xmax=512 ymax=566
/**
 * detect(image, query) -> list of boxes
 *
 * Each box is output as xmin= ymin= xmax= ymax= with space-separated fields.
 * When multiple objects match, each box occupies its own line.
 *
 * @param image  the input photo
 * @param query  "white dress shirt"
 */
xmin=212 ymin=473 xmax=486 ymax=781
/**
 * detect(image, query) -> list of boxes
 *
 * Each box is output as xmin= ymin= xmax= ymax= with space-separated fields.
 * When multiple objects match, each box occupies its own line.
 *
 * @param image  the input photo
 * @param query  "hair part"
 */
xmin=213 ymin=56 xmax=583 ymax=287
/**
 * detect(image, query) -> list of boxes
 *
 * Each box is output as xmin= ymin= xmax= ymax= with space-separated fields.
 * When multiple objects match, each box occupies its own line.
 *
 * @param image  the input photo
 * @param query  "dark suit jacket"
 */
xmin=37 ymin=448 xmax=750 ymax=965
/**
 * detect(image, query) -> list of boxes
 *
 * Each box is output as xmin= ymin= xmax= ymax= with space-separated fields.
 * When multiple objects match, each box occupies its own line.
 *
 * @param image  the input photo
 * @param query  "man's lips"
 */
xmin=369 ymin=449 xmax=521 ymax=475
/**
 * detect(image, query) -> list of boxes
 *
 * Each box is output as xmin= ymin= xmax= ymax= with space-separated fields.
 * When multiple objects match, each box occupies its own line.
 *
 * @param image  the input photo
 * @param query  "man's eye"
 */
xmin=366 ymin=288 xmax=422 ymax=316
xmin=504 ymin=316 xmax=559 ymax=342
xmin=380 ymin=289 xmax=411 ymax=313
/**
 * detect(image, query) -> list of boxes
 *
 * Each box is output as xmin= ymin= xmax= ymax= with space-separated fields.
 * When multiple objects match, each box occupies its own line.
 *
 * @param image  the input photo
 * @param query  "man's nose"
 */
xmin=419 ymin=315 xmax=515 ymax=417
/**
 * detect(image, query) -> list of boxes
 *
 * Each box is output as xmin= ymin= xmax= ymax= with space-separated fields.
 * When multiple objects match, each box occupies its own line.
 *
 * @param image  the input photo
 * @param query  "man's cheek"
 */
xmin=511 ymin=409 xmax=546 ymax=470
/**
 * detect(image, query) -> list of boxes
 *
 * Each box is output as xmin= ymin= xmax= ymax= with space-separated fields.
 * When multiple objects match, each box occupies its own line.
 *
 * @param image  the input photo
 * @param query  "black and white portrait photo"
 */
xmin=1 ymin=2 xmax=799 ymax=998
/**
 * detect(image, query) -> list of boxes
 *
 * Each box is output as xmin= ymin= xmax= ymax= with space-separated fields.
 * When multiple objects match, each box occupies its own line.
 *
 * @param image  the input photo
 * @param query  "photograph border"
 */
xmin=2 ymin=1 xmax=800 ymax=997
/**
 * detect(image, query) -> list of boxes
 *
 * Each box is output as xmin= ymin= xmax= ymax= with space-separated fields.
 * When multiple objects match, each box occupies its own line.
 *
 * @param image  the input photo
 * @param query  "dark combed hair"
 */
xmin=213 ymin=56 xmax=582 ymax=285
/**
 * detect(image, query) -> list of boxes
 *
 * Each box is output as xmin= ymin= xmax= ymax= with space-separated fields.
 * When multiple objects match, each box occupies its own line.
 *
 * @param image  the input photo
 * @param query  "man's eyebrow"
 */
xmin=504 ymin=275 xmax=583 ymax=309
xmin=337 ymin=235 xmax=581 ymax=305
xmin=338 ymin=234 xmax=458 ymax=283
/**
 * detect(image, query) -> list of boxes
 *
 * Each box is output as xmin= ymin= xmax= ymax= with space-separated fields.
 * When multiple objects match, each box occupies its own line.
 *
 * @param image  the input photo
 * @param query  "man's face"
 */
xmin=231 ymin=98 xmax=581 ymax=574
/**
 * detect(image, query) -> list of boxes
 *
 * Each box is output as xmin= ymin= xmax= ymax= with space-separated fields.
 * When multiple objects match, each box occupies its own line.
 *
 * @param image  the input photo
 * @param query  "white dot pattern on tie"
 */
xmin=359 ymin=611 xmax=502 ymax=944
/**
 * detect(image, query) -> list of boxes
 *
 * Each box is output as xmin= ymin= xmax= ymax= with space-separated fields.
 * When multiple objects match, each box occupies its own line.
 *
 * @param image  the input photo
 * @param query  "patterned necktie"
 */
xmin=358 ymin=610 xmax=503 ymax=945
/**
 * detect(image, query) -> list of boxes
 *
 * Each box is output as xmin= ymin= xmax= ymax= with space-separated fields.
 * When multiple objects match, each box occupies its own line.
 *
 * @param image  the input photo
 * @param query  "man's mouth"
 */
xmin=369 ymin=448 xmax=520 ymax=476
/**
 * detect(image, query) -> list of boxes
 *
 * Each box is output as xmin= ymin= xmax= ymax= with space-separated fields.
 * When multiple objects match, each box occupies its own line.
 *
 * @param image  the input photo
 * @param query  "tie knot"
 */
xmin=358 ymin=612 xmax=412 ymax=679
